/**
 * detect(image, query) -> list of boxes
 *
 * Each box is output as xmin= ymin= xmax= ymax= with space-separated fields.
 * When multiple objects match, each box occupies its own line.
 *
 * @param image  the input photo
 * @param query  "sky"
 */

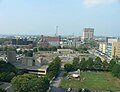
xmin=0 ymin=0 xmax=120 ymax=36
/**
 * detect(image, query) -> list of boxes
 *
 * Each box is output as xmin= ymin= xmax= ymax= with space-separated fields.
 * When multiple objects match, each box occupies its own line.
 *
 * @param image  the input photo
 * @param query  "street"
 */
xmin=0 ymin=82 xmax=13 ymax=92
xmin=50 ymin=70 xmax=67 ymax=92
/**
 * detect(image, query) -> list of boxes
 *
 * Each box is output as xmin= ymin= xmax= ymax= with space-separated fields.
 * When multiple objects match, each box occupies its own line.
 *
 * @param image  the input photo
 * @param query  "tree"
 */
xmin=64 ymin=64 xmax=73 ymax=72
xmin=47 ymin=57 xmax=61 ymax=79
xmin=86 ymin=57 xmax=94 ymax=69
xmin=11 ymin=74 xmax=49 ymax=92
xmin=102 ymin=60 xmax=109 ymax=70
xmin=112 ymin=64 xmax=120 ymax=77
xmin=0 ymin=60 xmax=17 ymax=82
xmin=33 ymin=47 xmax=38 ymax=52
xmin=25 ymin=50 xmax=33 ymax=57
xmin=94 ymin=57 xmax=102 ymax=69
xmin=109 ymin=59 xmax=116 ymax=70
xmin=51 ymin=46 xmax=57 ymax=51
xmin=73 ymin=57 xmax=80 ymax=70
xmin=0 ymin=88 xmax=6 ymax=92
xmin=80 ymin=58 xmax=87 ymax=70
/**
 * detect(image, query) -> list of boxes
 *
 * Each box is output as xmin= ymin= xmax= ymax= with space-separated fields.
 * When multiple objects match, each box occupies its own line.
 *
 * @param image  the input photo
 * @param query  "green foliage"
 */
xmin=38 ymin=46 xmax=58 ymax=51
xmin=94 ymin=57 xmax=102 ymax=69
xmin=47 ymin=57 xmax=61 ymax=80
xmin=11 ymin=74 xmax=49 ymax=92
xmin=111 ymin=64 xmax=120 ymax=78
xmin=72 ymin=57 xmax=80 ymax=70
xmin=25 ymin=50 xmax=33 ymax=57
xmin=0 ymin=88 xmax=6 ymax=92
xmin=84 ymin=39 xmax=98 ymax=48
xmin=109 ymin=59 xmax=117 ymax=70
xmin=33 ymin=47 xmax=38 ymax=52
xmin=76 ymin=45 xmax=88 ymax=53
xmin=102 ymin=60 xmax=109 ymax=70
xmin=0 ymin=60 xmax=17 ymax=82
xmin=2 ymin=46 xmax=16 ymax=52
xmin=79 ymin=58 xmax=86 ymax=70
xmin=86 ymin=57 xmax=94 ymax=69
xmin=79 ymin=57 xmax=110 ymax=71
xmin=64 ymin=64 xmax=73 ymax=72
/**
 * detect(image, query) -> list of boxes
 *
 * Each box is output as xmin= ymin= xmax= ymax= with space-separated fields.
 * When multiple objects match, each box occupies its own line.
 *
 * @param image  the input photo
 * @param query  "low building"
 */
xmin=12 ymin=56 xmax=48 ymax=76
xmin=57 ymin=49 xmax=74 ymax=54
xmin=12 ymin=38 xmax=33 ymax=45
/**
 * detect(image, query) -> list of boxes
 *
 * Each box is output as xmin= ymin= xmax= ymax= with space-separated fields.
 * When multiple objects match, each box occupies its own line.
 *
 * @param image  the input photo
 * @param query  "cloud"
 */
xmin=83 ymin=0 xmax=118 ymax=8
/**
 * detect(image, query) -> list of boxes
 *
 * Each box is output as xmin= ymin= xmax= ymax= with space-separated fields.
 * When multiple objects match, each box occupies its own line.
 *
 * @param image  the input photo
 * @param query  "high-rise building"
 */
xmin=106 ymin=37 xmax=120 ymax=58
xmin=112 ymin=42 xmax=120 ymax=58
xmin=82 ymin=28 xmax=94 ymax=41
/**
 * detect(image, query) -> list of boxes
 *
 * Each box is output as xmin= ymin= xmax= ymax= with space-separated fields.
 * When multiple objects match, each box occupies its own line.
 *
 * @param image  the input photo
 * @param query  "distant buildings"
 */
xmin=99 ymin=42 xmax=107 ymax=54
xmin=57 ymin=49 xmax=74 ymax=54
xmin=12 ymin=38 xmax=33 ymax=45
xmin=99 ymin=37 xmax=120 ymax=59
xmin=60 ymin=36 xmax=81 ymax=48
xmin=112 ymin=42 xmax=120 ymax=58
xmin=39 ymin=35 xmax=60 ymax=47
xmin=106 ymin=37 xmax=120 ymax=58
xmin=82 ymin=28 xmax=94 ymax=41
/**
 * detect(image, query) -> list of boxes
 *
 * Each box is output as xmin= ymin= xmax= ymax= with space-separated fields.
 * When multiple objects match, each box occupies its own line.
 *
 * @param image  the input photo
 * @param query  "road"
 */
xmin=50 ymin=70 xmax=67 ymax=92
xmin=0 ymin=82 xmax=13 ymax=92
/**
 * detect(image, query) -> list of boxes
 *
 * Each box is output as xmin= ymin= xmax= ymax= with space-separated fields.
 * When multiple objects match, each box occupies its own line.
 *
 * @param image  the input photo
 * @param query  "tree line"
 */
xmin=64 ymin=57 xmax=118 ymax=72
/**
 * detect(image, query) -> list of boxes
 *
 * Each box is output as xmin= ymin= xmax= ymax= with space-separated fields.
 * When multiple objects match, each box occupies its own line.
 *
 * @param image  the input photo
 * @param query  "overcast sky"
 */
xmin=0 ymin=0 xmax=120 ymax=36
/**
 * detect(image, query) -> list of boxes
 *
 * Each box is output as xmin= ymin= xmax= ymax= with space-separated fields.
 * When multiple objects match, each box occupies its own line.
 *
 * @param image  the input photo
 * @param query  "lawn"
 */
xmin=60 ymin=71 xmax=120 ymax=91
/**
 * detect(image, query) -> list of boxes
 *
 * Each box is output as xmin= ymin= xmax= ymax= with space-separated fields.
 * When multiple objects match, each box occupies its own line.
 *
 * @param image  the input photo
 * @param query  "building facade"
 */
xmin=106 ymin=37 xmax=120 ymax=58
xmin=112 ymin=42 xmax=120 ymax=58
xmin=82 ymin=28 xmax=94 ymax=41
xmin=39 ymin=35 xmax=60 ymax=47
xmin=99 ymin=43 xmax=107 ymax=54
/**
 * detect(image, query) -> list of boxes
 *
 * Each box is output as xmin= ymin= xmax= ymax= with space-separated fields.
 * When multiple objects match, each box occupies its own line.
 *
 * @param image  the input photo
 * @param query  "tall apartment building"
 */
xmin=106 ymin=37 xmax=120 ymax=58
xmin=82 ymin=28 xmax=94 ymax=41
xmin=112 ymin=42 xmax=120 ymax=58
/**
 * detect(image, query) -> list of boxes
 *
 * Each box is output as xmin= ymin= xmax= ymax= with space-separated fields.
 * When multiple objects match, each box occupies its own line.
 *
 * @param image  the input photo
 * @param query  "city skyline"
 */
xmin=0 ymin=0 xmax=120 ymax=36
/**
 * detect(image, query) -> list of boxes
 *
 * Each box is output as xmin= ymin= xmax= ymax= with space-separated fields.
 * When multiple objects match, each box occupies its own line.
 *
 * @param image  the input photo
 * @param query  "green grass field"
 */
xmin=60 ymin=72 xmax=120 ymax=91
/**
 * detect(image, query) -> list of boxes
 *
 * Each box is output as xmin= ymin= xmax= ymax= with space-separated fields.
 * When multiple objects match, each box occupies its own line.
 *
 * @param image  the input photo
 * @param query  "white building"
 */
xmin=82 ymin=28 xmax=94 ymax=41
xmin=99 ymin=43 xmax=107 ymax=54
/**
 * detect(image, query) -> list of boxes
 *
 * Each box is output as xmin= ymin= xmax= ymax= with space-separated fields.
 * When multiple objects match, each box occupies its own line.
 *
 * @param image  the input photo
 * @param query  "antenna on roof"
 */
xmin=55 ymin=26 xmax=58 ymax=36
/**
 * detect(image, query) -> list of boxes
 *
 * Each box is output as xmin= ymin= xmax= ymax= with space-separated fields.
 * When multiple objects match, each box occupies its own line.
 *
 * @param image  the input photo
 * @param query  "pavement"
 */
xmin=0 ymin=82 xmax=13 ymax=92
xmin=50 ymin=70 xmax=67 ymax=92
